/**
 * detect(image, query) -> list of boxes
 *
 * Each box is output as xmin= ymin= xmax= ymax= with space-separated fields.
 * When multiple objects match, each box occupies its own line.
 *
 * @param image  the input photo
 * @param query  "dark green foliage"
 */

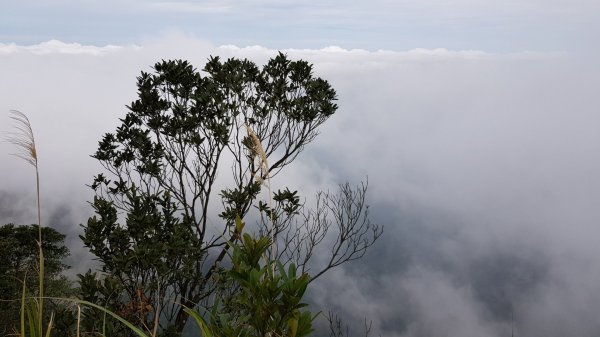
xmin=225 ymin=234 xmax=314 ymax=337
xmin=0 ymin=223 xmax=74 ymax=336
xmin=77 ymin=270 xmax=137 ymax=336
xmin=81 ymin=190 xmax=205 ymax=334
xmin=260 ymin=187 xmax=301 ymax=221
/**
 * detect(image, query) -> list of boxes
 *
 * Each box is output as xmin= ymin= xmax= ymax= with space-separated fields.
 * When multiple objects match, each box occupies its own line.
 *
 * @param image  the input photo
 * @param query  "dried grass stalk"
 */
xmin=244 ymin=123 xmax=277 ymax=262
xmin=245 ymin=123 xmax=269 ymax=184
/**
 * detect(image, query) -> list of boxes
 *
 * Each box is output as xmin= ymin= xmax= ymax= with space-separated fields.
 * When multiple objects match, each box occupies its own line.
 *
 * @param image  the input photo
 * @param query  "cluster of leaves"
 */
xmin=77 ymin=270 xmax=134 ymax=336
xmin=187 ymin=217 xmax=314 ymax=337
xmin=81 ymin=189 xmax=205 ymax=333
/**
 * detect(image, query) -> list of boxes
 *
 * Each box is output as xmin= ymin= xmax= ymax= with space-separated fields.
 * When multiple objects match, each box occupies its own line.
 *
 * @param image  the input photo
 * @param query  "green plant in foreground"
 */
xmin=186 ymin=216 xmax=315 ymax=337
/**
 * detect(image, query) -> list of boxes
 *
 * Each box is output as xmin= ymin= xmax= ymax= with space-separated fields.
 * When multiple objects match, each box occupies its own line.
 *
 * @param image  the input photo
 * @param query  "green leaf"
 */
xmin=20 ymin=279 xmax=26 ymax=337
xmin=235 ymin=214 xmax=245 ymax=234
xmin=44 ymin=312 xmax=54 ymax=337
xmin=182 ymin=306 xmax=213 ymax=337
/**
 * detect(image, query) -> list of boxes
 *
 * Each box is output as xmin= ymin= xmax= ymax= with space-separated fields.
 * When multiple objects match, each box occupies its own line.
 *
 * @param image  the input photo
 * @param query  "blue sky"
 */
xmin=2 ymin=0 xmax=599 ymax=52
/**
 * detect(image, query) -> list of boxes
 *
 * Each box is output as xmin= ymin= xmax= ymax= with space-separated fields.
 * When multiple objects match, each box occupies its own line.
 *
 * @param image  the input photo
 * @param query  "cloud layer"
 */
xmin=1 ymin=35 xmax=599 ymax=336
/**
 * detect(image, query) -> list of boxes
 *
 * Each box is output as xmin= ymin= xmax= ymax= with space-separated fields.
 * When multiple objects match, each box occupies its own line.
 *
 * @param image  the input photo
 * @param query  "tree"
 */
xmin=81 ymin=54 xmax=381 ymax=336
xmin=0 ymin=223 xmax=74 ymax=335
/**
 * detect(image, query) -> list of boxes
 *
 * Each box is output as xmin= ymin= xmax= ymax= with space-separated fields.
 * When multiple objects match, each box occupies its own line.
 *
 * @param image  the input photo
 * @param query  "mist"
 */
xmin=1 ymin=34 xmax=599 ymax=336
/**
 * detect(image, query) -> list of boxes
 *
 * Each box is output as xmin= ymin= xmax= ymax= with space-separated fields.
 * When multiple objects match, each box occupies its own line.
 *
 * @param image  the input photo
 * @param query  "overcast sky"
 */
xmin=2 ymin=2 xmax=600 ymax=337
xmin=2 ymin=0 xmax=600 ymax=52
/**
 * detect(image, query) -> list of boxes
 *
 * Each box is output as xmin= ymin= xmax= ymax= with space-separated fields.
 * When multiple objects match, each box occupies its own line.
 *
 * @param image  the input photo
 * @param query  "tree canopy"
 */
xmin=81 ymin=53 xmax=381 ymax=336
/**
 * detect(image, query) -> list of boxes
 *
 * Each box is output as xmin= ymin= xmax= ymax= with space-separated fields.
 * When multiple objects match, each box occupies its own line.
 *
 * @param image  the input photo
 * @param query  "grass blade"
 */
xmin=44 ymin=312 xmax=54 ymax=337
xmin=20 ymin=279 xmax=26 ymax=337
xmin=64 ymin=299 xmax=150 ymax=337
xmin=182 ymin=306 xmax=213 ymax=337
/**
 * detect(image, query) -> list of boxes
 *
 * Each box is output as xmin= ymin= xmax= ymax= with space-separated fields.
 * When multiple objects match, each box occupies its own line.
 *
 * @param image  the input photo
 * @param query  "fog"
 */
xmin=1 ymin=34 xmax=599 ymax=336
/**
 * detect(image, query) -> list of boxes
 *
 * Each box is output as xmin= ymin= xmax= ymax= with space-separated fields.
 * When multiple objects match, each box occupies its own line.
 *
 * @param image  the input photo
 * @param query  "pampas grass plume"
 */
xmin=6 ymin=110 xmax=46 ymax=337
xmin=7 ymin=110 xmax=38 ymax=168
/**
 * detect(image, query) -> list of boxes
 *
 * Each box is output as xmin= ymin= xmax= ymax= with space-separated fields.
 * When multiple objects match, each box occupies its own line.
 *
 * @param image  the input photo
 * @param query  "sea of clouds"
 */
xmin=1 ymin=33 xmax=599 ymax=336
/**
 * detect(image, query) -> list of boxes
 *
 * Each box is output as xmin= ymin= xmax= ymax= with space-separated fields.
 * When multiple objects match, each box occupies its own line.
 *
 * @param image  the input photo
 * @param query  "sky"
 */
xmin=2 ymin=1 xmax=600 ymax=336
xmin=2 ymin=0 xmax=600 ymax=52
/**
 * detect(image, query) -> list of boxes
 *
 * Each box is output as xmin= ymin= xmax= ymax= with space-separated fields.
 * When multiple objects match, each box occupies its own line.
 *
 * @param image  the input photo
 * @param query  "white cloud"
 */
xmin=0 ymin=40 xmax=129 ymax=55
xmin=1 ymin=34 xmax=599 ymax=336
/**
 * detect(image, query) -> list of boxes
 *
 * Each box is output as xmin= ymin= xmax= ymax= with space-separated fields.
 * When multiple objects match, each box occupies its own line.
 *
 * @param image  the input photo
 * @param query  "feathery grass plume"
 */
xmin=6 ymin=110 xmax=46 ymax=337
xmin=7 ymin=110 xmax=38 ymax=168
xmin=244 ymin=123 xmax=276 ymax=261
xmin=6 ymin=110 xmax=40 ymax=233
